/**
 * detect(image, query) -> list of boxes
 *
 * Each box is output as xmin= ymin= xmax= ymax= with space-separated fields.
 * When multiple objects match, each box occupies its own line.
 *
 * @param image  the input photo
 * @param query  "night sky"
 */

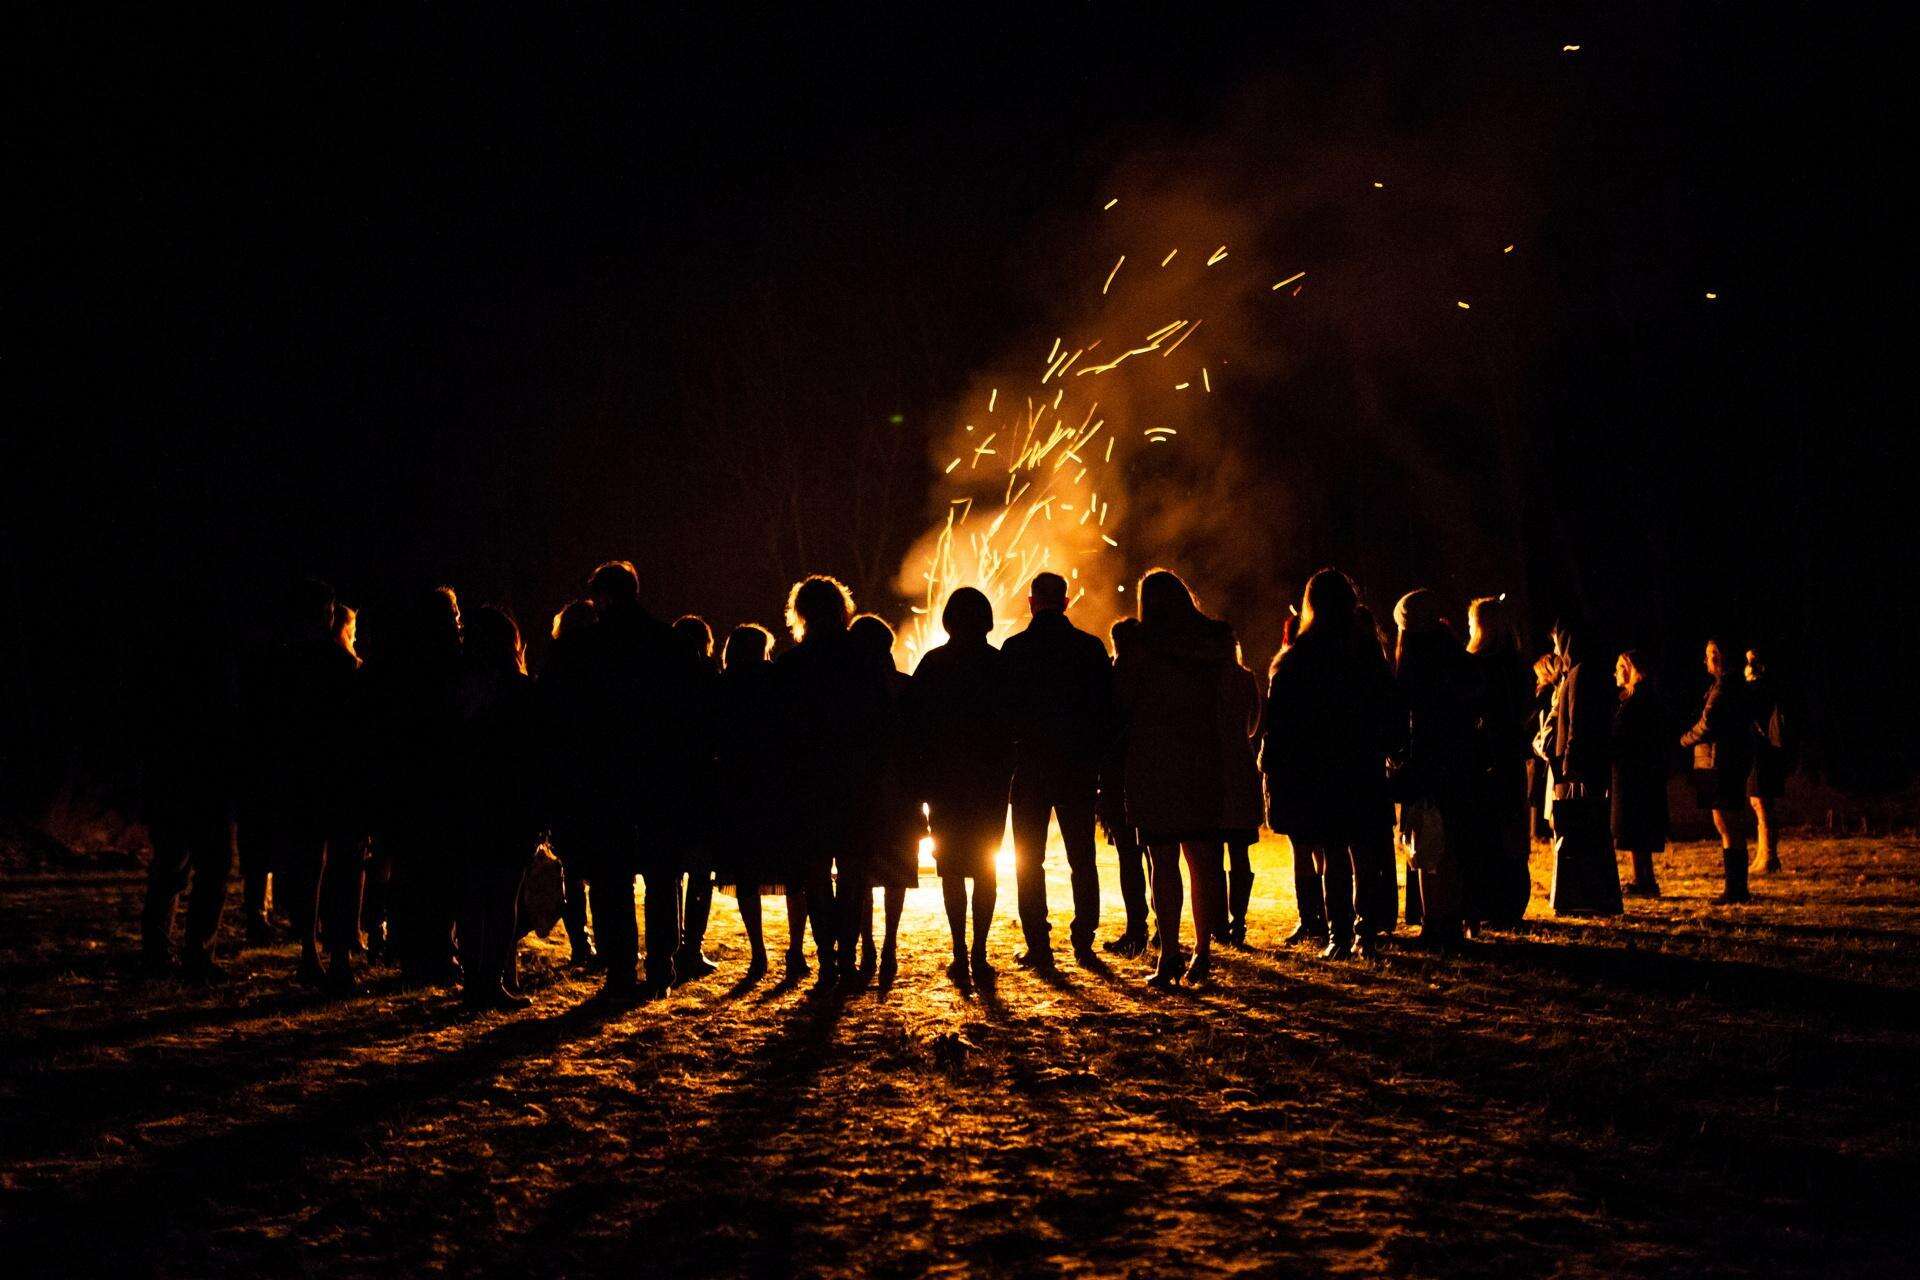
xmin=8 ymin=4 xmax=1908 ymax=798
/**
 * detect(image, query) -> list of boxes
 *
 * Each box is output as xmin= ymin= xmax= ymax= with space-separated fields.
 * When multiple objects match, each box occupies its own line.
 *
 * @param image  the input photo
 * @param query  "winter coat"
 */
xmin=1609 ymin=687 xmax=1669 ymax=851
xmin=1000 ymin=610 xmax=1113 ymax=787
xmin=903 ymin=636 xmax=1011 ymax=876
xmin=1262 ymin=623 xmax=1400 ymax=845
xmin=1115 ymin=614 xmax=1238 ymax=840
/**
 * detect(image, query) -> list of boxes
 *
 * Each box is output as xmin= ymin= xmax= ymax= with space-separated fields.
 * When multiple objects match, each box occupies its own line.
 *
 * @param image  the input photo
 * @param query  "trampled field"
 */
xmin=3 ymin=836 xmax=1916 ymax=1277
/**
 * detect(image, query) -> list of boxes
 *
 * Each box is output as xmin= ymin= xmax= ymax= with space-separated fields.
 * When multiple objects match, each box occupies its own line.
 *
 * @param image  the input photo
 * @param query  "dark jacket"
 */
xmin=1000 ymin=609 xmax=1112 ymax=786
xmin=456 ymin=666 xmax=542 ymax=857
xmin=1681 ymin=677 xmax=1750 ymax=779
xmin=903 ymin=636 xmax=1012 ymax=818
xmin=1610 ymin=687 xmax=1669 ymax=851
xmin=1393 ymin=630 xmax=1475 ymax=809
xmin=1115 ymin=615 xmax=1238 ymax=838
xmin=1262 ymin=623 xmax=1400 ymax=844
xmin=1745 ymin=675 xmax=1793 ymax=799
xmin=575 ymin=602 xmax=703 ymax=855
xmin=776 ymin=630 xmax=892 ymax=859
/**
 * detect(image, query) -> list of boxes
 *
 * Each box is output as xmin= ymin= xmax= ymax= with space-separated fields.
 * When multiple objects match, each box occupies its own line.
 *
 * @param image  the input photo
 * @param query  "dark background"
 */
xmin=6 ymin=2 xmax=1908 ymax=810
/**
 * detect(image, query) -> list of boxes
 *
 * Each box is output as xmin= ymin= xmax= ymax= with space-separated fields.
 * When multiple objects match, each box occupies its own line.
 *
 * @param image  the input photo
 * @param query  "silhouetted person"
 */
xmin=671 ymin=613 xmax=722 ymax=982
xmin=1462 ymin=595 xmax=1535 ymax=928
xmin=540 ymin=598 xmax=601 ymax=968
xmin=573 ymin=560 xmax=700 ymax=1000
xmin=850 ymin=613 xmax=918 ymax=985
xmin=1681 ymin=638 xmax=1752 ymax=904
xmin=1264 ymin=616 xmax=1322 ymax=946
xmin=1265 ymin=571 xmax=1401 ymax=960
xmin=906 ymin=587 xmax=1012 ymax=989
xmin=713 ymin=623 xmax=787 ymax=980
xmin=1744 ymin=646 xmax=1791 ymax=875
xmin=1116 ymin=569 xmax=1235 ymax=987
xmin=1611 ymin=650 xmax=1669 ymax=896
xmin=1217 ymin=641 xmax=1263 ymax=946
xmin=1393 ymin=590 xmax=1476 ymax=947
xmin=1001 ymin=571 xmax=1111 ymax=970
xmin=775 ymin=575 xmax=890 ymax=989
xmin=138 ymin=598 xmax=239 ymax=980
xmin=455 ymin=607 xmax=540 ymax=1011
xmin=1349 ymin=604 xmax=1401 ymax=937
xmin=1099 ymin=617 xmax=1150 ymax=957
xmin=1539 ymin=618 xmax=1622 ymax=916
xmin=372 ymin=586 xmax=465 ymax=983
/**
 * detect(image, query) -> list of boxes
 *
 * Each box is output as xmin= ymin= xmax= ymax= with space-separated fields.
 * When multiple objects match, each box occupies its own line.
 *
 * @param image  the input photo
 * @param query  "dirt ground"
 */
xmin=3 ymin=834 xmax=1917 ymax=1277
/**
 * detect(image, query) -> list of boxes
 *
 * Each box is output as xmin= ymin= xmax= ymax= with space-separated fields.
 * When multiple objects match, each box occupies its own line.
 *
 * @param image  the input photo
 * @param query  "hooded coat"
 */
xmin=1115 ymin=613 xmax=1238 ymax=841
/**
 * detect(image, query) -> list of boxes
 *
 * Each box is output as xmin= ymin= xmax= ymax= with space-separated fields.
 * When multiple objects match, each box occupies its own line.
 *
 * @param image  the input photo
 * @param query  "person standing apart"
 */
xmin=1539 ymin=619 xmax=1622 ymax=917
xmin=1681 ymin=639 xmax=1753 ymax=904
xmin=1002 ymin=572 xmax=1112 ymax=971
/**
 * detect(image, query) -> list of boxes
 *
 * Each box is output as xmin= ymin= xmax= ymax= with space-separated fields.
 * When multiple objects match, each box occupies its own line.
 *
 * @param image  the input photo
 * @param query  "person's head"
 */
xmin=1534 ymin=652 xmax=1561 ymax=691
xmin=786 ymin=574 xmax=855 ymax=642
xmin=941 ymin=587 xmax=994 ymax=641
xmin=1394 ymin=589 xmax=1445 ymax=638
xmin=672 ymin=615 xmax=715 ymax=664
xmin=1109 ymin=616 xmax=1140 ymax=658
xmin=1467 ymin=596 xmax=1516 ymax=656
xmin=588 ymin=560 xmax=639 ymax=614
xmin=331 ymin=602 xmax=359 ymax=661
xmin=1616 ymin=650 xmax=1647 ymax=694
xmin=551 ymin=598 xmax=597 ymax=641
xmin=1137 ymin=568 xmax=1200 ymax=629
xmin=848 ymin=612 xmax=897 ymax=662
xmin=466 ymin=606 xmax=526 ymax=676
xmin=287 ymin=577 xmax=336 ymax=639
xmin=1029 ymin=571 xmax=1068 ymax=616
xmin=1745 ymin=647 xmax=1767 ymax=683
xmin=1705 ymin=638 xmax=1728 ymax=678
xmin=425 ymin=585 xmax=463 ymax=649
xmin=1300 ymin=568 xmax=1357 ymax=636
xmin=723 ymin=622 xmax=773 ymax=671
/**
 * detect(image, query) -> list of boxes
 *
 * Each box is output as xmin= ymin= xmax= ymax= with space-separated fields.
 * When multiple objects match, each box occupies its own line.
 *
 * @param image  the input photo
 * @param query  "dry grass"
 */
xmin=2 ymin=835 xmax=1917 ymax=1277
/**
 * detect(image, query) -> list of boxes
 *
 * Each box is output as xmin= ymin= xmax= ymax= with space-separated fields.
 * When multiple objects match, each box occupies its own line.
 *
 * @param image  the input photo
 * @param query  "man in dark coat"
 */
xmin=1002 ymin=572 xmax=1113 ymax=969
xmin=574 ymin=560 xmax=702 ymax=1000
xmin=1543 ymin=619 xmax=1622 ymax=916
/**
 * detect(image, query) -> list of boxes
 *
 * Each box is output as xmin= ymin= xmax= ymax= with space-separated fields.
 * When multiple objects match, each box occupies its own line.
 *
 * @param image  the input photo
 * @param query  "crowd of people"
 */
xmin=136 ymin=561 xmax=1794 ymax=1009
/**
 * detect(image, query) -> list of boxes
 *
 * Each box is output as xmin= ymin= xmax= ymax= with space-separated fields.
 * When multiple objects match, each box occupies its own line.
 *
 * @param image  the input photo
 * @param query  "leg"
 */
xmin=180 ymin=815 xmax=235 ymax=965
xmin=1287 ymin=836 xmax=1325 ymax=944
xmin=1182 ymin=842 xmax=1222 ymax=974
xmin=1146 ymin=843 xmax=1185 ymax=982
xmin=1712 ymin=808 xmax=1750 ymax=902
xmin=1750 ymin=796 xmax=1780 ymax=872
xmin=1008 ymin=778 xmax=1054 ymax=960
xmin=235 ymin=808 xmax=273 ymax=941
xmin=1320 ymin=842 xmax=1355 ymax=954
xmin=941 ymin=874 xmax=969 ymax=970
xmin=1058 ymin=787 xmax=1101 ymax=955
xmin=1113 ymin=834 xmax=1150 ymax=945
xmin=881 ymin=886 xmax=905 ymax=967
xmin=970 ymin=862 xmax=997 ymax=973
xmin=284 ymin=826 xmax=326 ymax=977
xmin=590 ymin=872 xmax=639 ymax=992
xmin=1226 ymin=840 xmax=1254 ymax=943
xmin=1630 ymin=848 xmax=1660 ymax=896
xmin=804 ymin=858 xmax=838 ymax=977
xmin=785 ymin=885 xmax=810 ymax=972
xmin=682 ymin=862 xmax=714 ymax=959
xmin=641 ymin=865 xmax=682 ymax=989
xmin=738 ymin=884 xmax=767 ymax=971
xmin=560 ymin=858 xmax=595 ymax=964
xmin=320 ymin=830 xmax=365 ymax=986
xmin=139 ymin=818 xmax=194 ymax=964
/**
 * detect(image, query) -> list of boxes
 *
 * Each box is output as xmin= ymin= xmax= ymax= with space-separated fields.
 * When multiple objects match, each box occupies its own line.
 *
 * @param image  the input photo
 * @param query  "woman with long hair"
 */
xmin=1744 ymin=646 xmax=1791 ymax=875
xmin=1116 ymin=569 xmax=1236 ymax=986
xmin=455 ymin=606 xmax=540 ymax=1010
xmin=905 ymin=588 xmax=1012 ymax=989
xmin=1392 ymin=590 xmax=1477 ymax=946
xmin=1681 ymin=639 xmax=1752 ymax=903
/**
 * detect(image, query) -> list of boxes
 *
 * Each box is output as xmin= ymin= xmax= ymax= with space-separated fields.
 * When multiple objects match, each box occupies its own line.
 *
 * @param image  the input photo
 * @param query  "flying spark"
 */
xmin=1271 ymin=270 xmax=1306 ymax=290
xmin=1102 ymin=255 xmax=1125 ymax=294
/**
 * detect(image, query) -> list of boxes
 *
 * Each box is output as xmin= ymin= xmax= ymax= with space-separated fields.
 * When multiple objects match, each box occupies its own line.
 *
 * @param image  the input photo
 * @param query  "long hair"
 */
xmin=1299 ymin=568 xmax=1357 ymax=638
xmin=1136 ymin=568 xmax=1201 ymax=629
xmin=1466 ymin=595 xmax=1518 ymax=657
xmin=551 ymin=597 xmax=596 ymax=641
xmin=785 ymin=574 xmax=854 ymax=643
